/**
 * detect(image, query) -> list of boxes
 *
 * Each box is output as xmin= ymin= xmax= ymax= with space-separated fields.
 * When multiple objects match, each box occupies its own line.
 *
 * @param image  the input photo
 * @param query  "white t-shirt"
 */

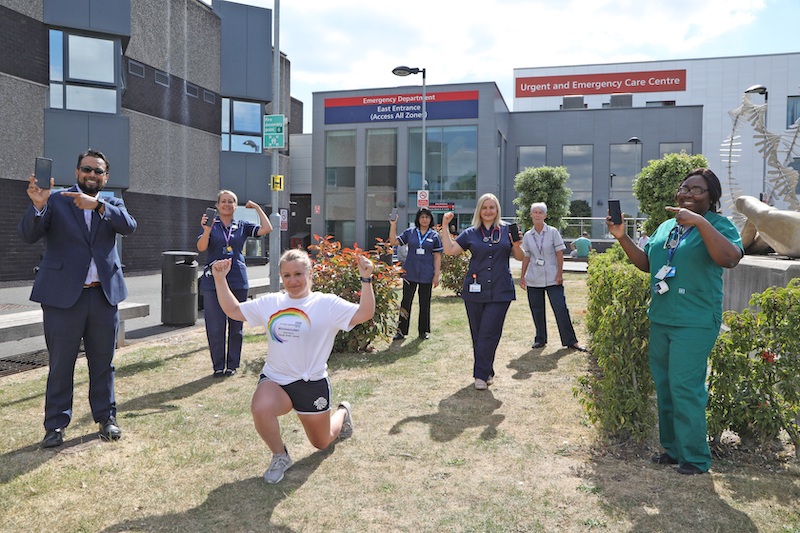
xmin=239 ymin=291 xmax=359 ymax=385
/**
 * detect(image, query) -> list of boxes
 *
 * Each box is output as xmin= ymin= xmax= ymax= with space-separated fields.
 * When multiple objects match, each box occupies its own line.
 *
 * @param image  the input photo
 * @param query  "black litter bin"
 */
xmin=161 ymin=251 xmax=198 ymax=325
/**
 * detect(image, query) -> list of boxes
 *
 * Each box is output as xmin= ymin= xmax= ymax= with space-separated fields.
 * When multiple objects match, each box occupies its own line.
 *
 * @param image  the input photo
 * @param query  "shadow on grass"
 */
xmin=581 ymin=453 xmax=760 ymax=532
xmin=329 ymin=336 xmax=428 ymax=371
xmin=101 ymin=447 xmax=336 ymax=533
xmin=506 ymin=347 xmax=572 ymax=379
xmin=0 ymin=432 xmax=109 ymax=484
xmin=115 ymin=346 xmax=207 ymax=378
xmin=389 ymin=385 xmax=505 ymax=442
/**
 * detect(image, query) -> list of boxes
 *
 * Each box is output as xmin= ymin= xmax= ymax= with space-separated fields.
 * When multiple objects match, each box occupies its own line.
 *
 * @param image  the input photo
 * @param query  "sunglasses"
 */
xmin=676 ymin=185 xmax=707 ymax=195
xmin=79 ymin=166 xmax=107 ymax=176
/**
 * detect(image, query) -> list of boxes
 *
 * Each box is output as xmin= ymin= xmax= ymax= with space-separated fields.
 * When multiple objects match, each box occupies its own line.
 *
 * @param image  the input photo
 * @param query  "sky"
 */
xmin=214 ymin=0 xmax=799 ymax=133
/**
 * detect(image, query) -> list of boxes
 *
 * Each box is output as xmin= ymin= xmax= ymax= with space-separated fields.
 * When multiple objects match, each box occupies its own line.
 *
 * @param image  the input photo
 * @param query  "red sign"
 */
xmin=516 ymin=69 xmax=686 ymax=98
xmin=428 ymin=202 xmax=455 ymax=211
xmin=417 ymin=190 xmax=429 ymax=208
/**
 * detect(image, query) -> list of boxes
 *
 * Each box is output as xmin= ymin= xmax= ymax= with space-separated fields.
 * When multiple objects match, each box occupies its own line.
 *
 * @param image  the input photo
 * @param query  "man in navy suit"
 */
xmin=19 ymin=149 xmax=138 ymax=448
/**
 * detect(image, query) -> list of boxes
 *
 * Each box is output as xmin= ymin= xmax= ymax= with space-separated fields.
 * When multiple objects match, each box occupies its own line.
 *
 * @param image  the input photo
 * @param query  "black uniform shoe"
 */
xmin=224 ymin=368 xmax=237 ymax=377
xmin=676 ymin=463 xmax=705 ymax=475
xmin=420 ymin=332 xmax=430 ymax=340
xmin=651 ymin=452 xmax=679 ymax=465
xmin=99 ymin=416 xmax=122 ymax=441
xmin=42 ymin=428 xmax=65 ymax=448
xmin=392 ymin=333 xmax=405 ymax=341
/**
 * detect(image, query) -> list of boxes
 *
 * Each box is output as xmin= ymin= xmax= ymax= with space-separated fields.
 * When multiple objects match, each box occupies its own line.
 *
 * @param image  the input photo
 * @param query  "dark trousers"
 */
xmin=42 ymin=286 xmax=118 ymax=430
xmin=526 ymin=285 xmax=578 ymax=346
xmin=203 ymin=287 xmax=248 ymax=372
xmin=398 ymin=280 xmax=432 ymax=336
xmin=464 ymin=300 xmax=511 ymax=381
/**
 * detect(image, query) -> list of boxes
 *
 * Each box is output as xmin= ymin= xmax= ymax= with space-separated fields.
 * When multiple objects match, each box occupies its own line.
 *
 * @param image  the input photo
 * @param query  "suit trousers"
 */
xmin=397 ymin=280 xmax=432 ymax=336
xmin=649 ymin=322 xmax=717 ymax=472
xmin=464 ymin=300 xmax=511 ymax=381
xmin=526 ymin=285 xmax=578 ymax=346
xmin=42 ymin=286 xmax=119 ymax=430
xmin=203 ymin=287 xmax=248 ymax=372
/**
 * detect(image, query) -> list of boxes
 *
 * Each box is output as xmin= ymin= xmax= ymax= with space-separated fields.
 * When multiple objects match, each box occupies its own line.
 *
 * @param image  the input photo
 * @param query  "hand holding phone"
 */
xmin=35 ymin=157 xmax=52 ymax=189
xmin=508 ymin=223 xmax=521 ymax=242
xmin=204 ymin=207 xmax=217 ymax=227
xmin=608 ymin=199 xmax=623 ymax=225
xmin=389 ymin=208 xmax=398 ymax=222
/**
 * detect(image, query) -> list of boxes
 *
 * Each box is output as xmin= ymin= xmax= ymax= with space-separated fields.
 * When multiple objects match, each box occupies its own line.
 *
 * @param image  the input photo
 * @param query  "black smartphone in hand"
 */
xmin=508 ymin=222 xmax=521 ymax=242
xmin=204 ymin=207 xmax=217 ymax=227
xmin=608 ymin=199 xmax=622 ymax=225
xmin=389 ymin=208 xmax=398 ymax=222
xmin=35 ymin=157 xmax=52 ymax=189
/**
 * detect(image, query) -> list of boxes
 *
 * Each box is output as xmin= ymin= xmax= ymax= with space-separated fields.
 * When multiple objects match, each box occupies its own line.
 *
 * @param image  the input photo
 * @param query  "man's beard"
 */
xmin=78 ymin=180 xmax=103 ymax=195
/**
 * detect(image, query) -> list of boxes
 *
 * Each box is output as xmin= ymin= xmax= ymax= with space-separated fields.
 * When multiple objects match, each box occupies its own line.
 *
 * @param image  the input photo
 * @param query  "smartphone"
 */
xmin=34 ymin=157 xmax=52 ymax=189
xmin=508 ymin=222 xmax=521 ymax=242
xmin=204 ymin=207 xmax=217 ymax=227
xmin=608 ymin=199 xmax=622 ymax=225
xmin=389 ymin=208 xmax=398 ymax=222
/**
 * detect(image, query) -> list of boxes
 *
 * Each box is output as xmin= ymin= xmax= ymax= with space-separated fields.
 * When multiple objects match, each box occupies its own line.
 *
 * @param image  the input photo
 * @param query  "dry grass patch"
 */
xmin=1 ymin=272 xmax=799 ymax=532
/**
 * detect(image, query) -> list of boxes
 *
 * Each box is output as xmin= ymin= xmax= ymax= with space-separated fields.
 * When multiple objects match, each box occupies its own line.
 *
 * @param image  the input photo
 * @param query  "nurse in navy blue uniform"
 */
xmin=389 ymin=208 xmax=443 ymax=340
xmin=198 ymin=190 xmax=272 ymax=377
xmin=440 ymin=193 xmax=524 ymax=390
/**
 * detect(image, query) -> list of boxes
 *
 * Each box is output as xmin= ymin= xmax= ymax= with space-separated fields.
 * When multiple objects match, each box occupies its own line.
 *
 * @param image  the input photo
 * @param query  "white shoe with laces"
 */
xmin=338 ymin=401 xmax=354 ymax=439
xmin=263 ymin=447 xmax=293 ymax=484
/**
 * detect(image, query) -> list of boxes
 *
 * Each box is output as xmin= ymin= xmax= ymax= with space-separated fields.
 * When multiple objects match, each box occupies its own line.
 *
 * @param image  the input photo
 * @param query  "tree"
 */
xmin=633 ymin=152 xmax=709 ymax=235
xmin=569 ymin=199 xmax=591 ymax=217
xmin=513 ymin=166 xmax=571 ymax=231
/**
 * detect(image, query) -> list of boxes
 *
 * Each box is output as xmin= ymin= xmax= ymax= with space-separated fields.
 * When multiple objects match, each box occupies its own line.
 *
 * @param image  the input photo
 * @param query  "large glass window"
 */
xmin=221 ymin=98 xmax=263 ymax=153
xmin=325 ymin=130 xmax=357 ymax=246
xmin=366 ymin=129 xmax=397 ymax=248
xmin=407 ymin=126 xmax=477 ymax=210
xmin=49 ymin=30 xmax=119 ymax=114
xmin=518 ymin=145 xmax=546 ymax=172
xmin=562 ymin=145 xmax=593 ymax=205
xmin=787 ymin=96 xmax=800 ymax=129
xmin=610 ymin=143 xmax=641 ymax=218
xmin=660 ymin=142 xmax=693 ymax=157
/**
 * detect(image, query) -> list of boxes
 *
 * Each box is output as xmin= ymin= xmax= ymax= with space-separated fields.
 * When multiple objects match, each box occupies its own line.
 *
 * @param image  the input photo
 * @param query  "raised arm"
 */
xmin=349 ymin=255 xmax=376 ymax=327
xmin=665 ymin=207 xmax=742 ymax=268
xmin=439 ymin=212 xmax=464 ymax=256
xmin=606 ymin=214 xmax=649 ymax=273
xmin=211 ymin=259 xmax=246 ymax=322
xmin=246 ymin=200 xmax=273 ymax=236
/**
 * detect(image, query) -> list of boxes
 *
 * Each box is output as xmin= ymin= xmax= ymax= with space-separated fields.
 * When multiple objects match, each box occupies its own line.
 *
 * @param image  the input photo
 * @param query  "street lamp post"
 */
xmin=745 ymin=84 xmax=769 ymax=203
xmin=392 ymin=66 xmax=426 ymax=192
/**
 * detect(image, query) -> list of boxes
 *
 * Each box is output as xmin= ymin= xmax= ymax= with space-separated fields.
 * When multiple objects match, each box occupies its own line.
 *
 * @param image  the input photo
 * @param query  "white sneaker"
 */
xmin=263 ymin=447 xmax=293 ymax=484
xmin=338 ymin=401 xmax=354 ymax=439
xmin=474 ymin=378 xmax=488 ymax=390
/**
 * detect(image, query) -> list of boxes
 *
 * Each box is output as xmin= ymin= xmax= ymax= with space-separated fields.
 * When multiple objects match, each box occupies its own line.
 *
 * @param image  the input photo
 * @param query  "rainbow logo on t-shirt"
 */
xmin=268 ymin=307 xmax=310 ymax=343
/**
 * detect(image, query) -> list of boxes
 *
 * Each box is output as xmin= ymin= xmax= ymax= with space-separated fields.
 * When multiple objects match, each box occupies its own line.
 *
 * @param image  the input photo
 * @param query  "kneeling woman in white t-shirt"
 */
xmin=211 ymin=249 xmax=375 ymax=484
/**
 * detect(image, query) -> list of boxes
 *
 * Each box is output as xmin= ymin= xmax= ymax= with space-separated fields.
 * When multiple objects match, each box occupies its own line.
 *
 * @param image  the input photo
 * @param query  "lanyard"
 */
xmin=666 ymin=225 xmax=693 ymax=265
xmin=416 ymin=227 xmax=432 ymax=249
xmin=531 ymin=227 xmax=545 ymax=257
xmin=219 ymin=221 xmax=235 ymax=247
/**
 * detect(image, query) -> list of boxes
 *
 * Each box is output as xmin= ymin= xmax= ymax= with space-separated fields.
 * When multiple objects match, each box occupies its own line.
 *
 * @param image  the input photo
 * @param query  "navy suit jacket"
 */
xmin=18 ymin=185 xmax=137 ymax=309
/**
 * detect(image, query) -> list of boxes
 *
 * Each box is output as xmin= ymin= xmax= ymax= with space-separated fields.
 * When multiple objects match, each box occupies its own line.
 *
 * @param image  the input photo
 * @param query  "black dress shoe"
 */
xmin=532 ymin=342 xmax=546 ymax=349
xmin=392 ymin=333 xmax=405 ymax=341
xmin=42 ymin=428 xmax=65 ymax=448
xmin=676 ymin=463 xmax=705 ymax=475
xmin=224 ymin=368 xmax=237 ymax=377
xmin=568 ymin=343 xmax=589 ymax=352
xmin=99 ymin=416 xmax=122 ymax=441
xmin=420 ymin=332 xmax=430 ymax=340
xmin=651 ymin=452 xmax=678 ymax=465
xmin=213 ymin=370 xmax=225 ymax=378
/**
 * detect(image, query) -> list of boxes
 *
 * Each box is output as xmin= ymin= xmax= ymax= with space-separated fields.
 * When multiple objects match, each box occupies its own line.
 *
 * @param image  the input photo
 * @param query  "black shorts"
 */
xmin=259 ymin=375 xmax=332 ymax=414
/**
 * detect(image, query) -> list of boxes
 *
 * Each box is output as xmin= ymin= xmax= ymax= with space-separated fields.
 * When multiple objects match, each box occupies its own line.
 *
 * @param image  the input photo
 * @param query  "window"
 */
xmin=518 ymin=145 xmax=546 ymax=172
xmin=221 ymin=98 xmax=263 ymax=153
xmin=609 ymin=143 xmax=640 ymax=218
xmin=562 ymin=145 xmax=593 ymax=206
xmin=203 ymin=90 xmax=216 ymax=104
xmin=407 ymin=125 xmax=477 ymax=210
xmin=49 ymin=29 xmax=119 ymax=114
xmin=787 ymin=96 xmax=800 ymax=129
xmin=325 ymin=130 xmax=357 ymax=246
xmin=659 ymin=142 xmax=692 ymax=157
xmin=645 ymin=101 xmax=676 ymax=107
xmin=366 ymin=129 xmax=397 ymax=247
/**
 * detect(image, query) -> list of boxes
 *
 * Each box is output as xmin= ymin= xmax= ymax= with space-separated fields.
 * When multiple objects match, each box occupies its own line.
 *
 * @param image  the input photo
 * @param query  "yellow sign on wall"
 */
xmin=271 ymin=174 xmax=284 ymax=191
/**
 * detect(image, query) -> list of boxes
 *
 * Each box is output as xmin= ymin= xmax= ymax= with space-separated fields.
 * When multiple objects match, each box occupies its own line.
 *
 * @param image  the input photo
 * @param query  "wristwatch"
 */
xmin=359 ymin=276 xmax=373 ymax=283
xmin=94 ymin=198 xmax=104 ymax=213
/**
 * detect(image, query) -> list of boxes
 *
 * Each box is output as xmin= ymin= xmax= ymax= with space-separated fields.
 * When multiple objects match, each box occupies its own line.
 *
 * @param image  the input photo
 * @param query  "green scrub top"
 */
xmin=645 ymin=211 xmax=742 ymax=329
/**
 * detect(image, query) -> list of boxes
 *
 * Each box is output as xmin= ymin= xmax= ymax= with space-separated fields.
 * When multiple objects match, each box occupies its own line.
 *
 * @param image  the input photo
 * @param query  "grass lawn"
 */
xmin=1 ymin=272 xmax=799 ymax=532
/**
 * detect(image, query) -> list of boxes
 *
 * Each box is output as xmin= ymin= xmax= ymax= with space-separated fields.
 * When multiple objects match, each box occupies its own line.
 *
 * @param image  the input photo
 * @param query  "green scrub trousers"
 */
xmin=649 ymin=321 xmax=719 ymax=472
